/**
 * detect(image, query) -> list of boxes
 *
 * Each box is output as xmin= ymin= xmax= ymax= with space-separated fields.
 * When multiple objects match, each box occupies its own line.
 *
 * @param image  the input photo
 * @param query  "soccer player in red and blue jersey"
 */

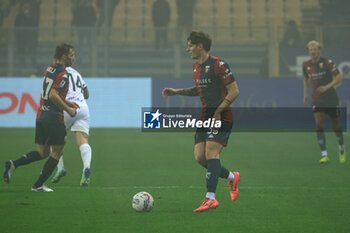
xmin=303 ymin=40 xmax=346 ymax=164
xmin=3 ymin=43 xmax=79 ymax=192
xmin=162 ymin=31 xmax=240 ymax=212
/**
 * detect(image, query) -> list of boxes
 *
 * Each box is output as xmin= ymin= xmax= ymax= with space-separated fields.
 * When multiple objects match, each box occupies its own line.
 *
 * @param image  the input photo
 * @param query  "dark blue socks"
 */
xmin=33 ymin=156 xmax=58 ymax=188
xmin=335 ymin=128 xmax=344 ymax=146
xmin=317 ymin=130 xmax=326 ymax=151
xmin=13 ymin=151 xmax=42 ymax=168
xmin=206 ymin=159 xmax=221 ymax=193
xmin=200 ymin=161 xmax=230 ymax=179
xmin=220 ymin=165 xmax=230 ymax=179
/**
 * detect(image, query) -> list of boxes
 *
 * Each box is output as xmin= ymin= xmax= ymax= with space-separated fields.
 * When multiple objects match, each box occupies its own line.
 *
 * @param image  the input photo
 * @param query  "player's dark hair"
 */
xmin=187 ymin=31 xmax=212 ymax=52
xmin=54 ymin=43 xmax=74 ymax=60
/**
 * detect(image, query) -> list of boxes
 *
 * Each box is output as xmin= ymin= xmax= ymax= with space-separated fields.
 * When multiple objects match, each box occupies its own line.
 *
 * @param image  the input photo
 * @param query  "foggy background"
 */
xmin=1 ymin=0 xmax=349 ymax=79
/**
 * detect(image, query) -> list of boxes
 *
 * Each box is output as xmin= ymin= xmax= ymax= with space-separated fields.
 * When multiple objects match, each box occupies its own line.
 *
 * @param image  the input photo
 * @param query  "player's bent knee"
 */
xmin=50 ymin=145 xmax=64 ymax=160
xmin=205 ymin=154 xmax=220 ymax=160
xmin=193 ymin=150 xmax=207 ymax=166
xmin=51 ymin=152 xmax=62 ymax=160
xmin=75 ymin=131 xmax=89 ymax=146
xmin=205 ymin=147 xmax=221 ymax=159
xmin=194 ymin=154 xmax=204 ymax=164
xmin=38 ymin=151 xmax=49 ymax=159
xmin=38 ymin=146 xmax=50 ymax=158
xmin=194 ymin=154 xmax=207 ymax=168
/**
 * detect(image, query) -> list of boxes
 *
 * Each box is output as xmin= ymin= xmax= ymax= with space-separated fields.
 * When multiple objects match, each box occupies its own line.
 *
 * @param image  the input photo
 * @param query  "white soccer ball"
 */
xmin=132 ymin=191 xmax=154 ymax=212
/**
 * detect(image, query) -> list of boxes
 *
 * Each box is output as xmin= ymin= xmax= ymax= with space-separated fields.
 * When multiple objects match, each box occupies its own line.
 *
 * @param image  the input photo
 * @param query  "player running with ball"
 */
xmin=162 ymin=31 xmax=240 ymax=212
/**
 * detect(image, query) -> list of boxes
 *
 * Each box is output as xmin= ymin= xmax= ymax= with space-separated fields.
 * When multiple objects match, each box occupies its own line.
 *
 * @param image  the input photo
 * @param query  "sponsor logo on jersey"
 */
xmin=41 ymin=105 xmax=51 ymax=111
xmin=310 ymin=71 xmax=326 ymax=80
xmin=195 ymin=78 xmax=212 ymax=88
xmin=195 ymin=78 xmax=212 ymax=84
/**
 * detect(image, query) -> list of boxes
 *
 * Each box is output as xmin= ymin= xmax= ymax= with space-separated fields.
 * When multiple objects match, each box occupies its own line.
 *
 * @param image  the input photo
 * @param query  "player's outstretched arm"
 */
xmin=49 ymin=89 xmax=77 ymax=117
xmin=162 ymin=86 xmax=198 ymax=99
xmin=162 ymin=88 xmax=177 ymax=99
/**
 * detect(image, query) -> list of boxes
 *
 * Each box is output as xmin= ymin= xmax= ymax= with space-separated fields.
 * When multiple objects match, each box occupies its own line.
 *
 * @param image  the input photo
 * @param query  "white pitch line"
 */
xmin=52 ymin=185 xmax=350 ymax=191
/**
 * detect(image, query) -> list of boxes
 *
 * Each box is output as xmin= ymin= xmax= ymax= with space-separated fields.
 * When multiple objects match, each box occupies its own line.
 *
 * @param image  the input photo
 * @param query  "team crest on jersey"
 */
xmin=59 ymin=80 xmax=66 ymax=88
xmin=205 ymin=66 xmax=210 ymax=73
xmin=319 ymin=62 xmax=323 ymax=68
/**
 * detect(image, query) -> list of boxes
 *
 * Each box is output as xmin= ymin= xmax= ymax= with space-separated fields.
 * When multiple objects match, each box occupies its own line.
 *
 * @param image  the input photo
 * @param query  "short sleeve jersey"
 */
xmin=303 ymin=56 xmax=339 ymax=105
xmin=36 ymin=63 xmax=69 ymax=124
xmin=193 ymin=55 xmax=235 ymax=122
xmin=65 ymin=67 xmax=88 ymax=107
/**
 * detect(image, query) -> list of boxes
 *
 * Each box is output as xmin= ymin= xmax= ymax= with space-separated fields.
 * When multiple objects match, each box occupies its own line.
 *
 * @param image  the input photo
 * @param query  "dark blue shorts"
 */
xmin=312 ymin=103 xmax=340 ymax=118
xmin=194 ymin=121 xmax=233 ymax=147
xmin=35 ymin=121 xmax=66 ymax=145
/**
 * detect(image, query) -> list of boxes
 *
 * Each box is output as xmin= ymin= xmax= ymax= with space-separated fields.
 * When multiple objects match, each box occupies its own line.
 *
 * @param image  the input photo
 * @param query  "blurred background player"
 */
xmin=51 ymin=66 xmax=92 ymax=186
xmin=152 ymin=0 xmax=170 ymax=49
xmin=303 ymin=40 xmax=346 ymax=164
xmin=162 ymin=31 xmax=240 ymax=212
xmin=279 ymin=20 xmax=303 ymax=48
xmin=176 ymin=0 xmax=196 ymax=42
xmin=3 ymin=43 xmax=78 ymax=192
xmin=14 ymin=1 xmax=40 ymax=67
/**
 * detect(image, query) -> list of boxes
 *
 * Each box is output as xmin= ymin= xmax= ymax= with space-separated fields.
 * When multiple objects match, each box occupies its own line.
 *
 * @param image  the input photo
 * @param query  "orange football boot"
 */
xmin=228 ymin=172 xmax=240 ymax=201
xmin=193 ymin=198 xmax=219 ymax=212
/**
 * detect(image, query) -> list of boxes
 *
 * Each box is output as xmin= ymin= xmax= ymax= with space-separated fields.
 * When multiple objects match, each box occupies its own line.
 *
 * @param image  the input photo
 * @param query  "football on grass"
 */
xmin=132 ymin=192 xmax=154 ymax=212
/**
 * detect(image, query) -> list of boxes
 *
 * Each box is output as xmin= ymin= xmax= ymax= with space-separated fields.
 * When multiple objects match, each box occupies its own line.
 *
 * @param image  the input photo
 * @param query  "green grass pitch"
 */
xmin=0 ymin=128 xmax=349 ymax=233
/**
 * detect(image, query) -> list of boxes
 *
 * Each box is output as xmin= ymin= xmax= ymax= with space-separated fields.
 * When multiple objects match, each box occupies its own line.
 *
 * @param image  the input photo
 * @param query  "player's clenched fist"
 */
xmin=162 ymin=88 xmax=177 ymax=99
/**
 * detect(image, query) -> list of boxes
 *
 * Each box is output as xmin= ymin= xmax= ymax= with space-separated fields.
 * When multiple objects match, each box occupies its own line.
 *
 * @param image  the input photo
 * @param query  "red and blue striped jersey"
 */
xmin=303 ymin=56 xmax=339 ymax=104
xmin=193 ymin=55 xmax=235 ymax=122
xmin=36 ymin=63 xmax=69 ymax=124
